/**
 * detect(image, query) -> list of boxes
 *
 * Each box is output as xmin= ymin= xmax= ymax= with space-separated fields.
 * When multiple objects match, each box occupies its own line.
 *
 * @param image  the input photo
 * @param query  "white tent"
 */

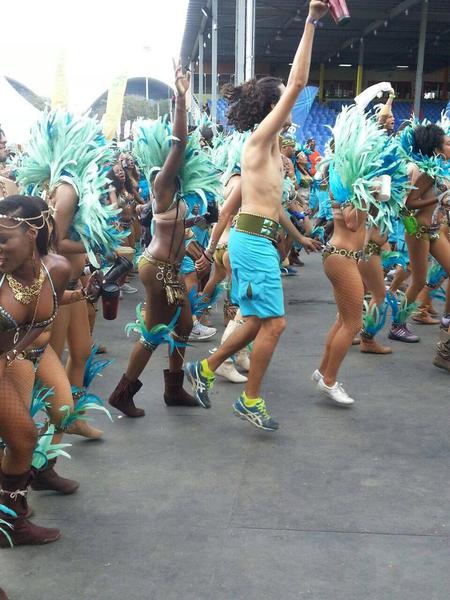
xmin=0 ymin=76 xmax=40 ymax=144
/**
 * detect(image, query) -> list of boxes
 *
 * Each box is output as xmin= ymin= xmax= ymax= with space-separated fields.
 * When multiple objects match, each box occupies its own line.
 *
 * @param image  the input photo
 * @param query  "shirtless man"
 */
xmin=185 ymin=0 xmax=328 ymax=431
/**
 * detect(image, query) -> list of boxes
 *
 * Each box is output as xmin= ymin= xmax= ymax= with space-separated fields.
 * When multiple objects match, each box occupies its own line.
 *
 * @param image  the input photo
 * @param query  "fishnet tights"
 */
xmin=0 ymin=360 xmax=37 ymax=475
xmin=320 ymin=255 xmax=364 ymax=386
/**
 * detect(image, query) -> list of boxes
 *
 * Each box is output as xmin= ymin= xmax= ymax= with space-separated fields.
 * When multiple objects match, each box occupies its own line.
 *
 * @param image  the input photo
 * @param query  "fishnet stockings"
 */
xmin=0 ymin=360 xmax=37 ymax=475
xmin=320 ymin=255 xmax=364 ymax=386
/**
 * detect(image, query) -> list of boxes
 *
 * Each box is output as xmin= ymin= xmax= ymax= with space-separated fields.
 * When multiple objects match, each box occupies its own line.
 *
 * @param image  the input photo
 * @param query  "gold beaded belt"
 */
xmin=234 ymin=213 xmax=281 ymax=244
xmin=323 ymin=243 xmax=362 ymax=262
xmin=364 ymin=240 xmax=382 ymax=257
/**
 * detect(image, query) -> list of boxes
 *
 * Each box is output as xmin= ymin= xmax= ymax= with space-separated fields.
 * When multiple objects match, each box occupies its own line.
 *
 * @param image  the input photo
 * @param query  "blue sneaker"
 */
xmin=184 ymin=361 xmax=214 ymax=409
xmin=232 ymin=394 xmax=279 ymax=431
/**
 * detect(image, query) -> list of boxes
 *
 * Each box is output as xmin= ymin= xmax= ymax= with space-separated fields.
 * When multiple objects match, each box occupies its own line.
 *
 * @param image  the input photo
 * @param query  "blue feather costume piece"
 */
xmin=32 ymin=424 xmax=72 ymax=470
xmin=30 ymin=382 xmax=54 ymax=426
xmin=397 ymin=119 xmax=450 ymax=180
xmin=381 ymin=250 xmax=408 ymax=271
xmin=322 ymin=105 xmax=410 ymax=234
xmin=59 ymin=346 xmax=113 ymax=430
xmin=188 ymin=284 xmax=224 ymax=318
xmin=426 ymin=260 xmax=448 ymax=289
xmin=362 ymin=299 xmax=389 ymax=338
xmin=15 ymin=109 xmax=127 ymax=268
xmin=387 ymin=291 xmax=418 ymax=325
xmin=0 ymin=504 xmax=17 ymax=548
xmin=125 ymin=303 xmax=187 ymax=355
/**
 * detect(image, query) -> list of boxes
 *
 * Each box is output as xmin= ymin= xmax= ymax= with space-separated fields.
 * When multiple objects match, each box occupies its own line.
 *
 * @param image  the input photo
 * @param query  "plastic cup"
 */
xmin=329 ymin=0 xmax=350 ymax=24
xmin=101 ymin=283 xmax=120 ymax=320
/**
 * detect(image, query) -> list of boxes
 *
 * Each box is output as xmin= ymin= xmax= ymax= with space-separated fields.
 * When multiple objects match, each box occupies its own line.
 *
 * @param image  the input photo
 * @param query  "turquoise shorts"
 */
xmin=228 ymin=228 xmax=285 ymax=319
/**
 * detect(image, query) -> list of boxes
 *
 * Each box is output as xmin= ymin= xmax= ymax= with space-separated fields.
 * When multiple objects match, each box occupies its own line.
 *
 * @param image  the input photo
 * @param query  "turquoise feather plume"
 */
xmin=381 ymin=250 xmax=408 ymax=271
xmin=15 ymin=109 xmax=125 ymax=267
xmin=219 ymin=130 xmax=251 ymax=186
xmin=397 ymin=118 xmax=450 ymax=180
xmin=30 ymin=381 xmax=54 ymax=423
xmin=430 ymin=286 xmax=446 ymax=301
xmin=311 ymin=226 xmax=325 ymax=242
xmin=83 ymin=345 xmax=114 ymax=389
xmin=132 ymin=117 xmax=222 ymax=209
xmin=387 ymin=291 xmax=418 ymax=325
xmin=188 ymin=284 xmax=224 ymax=317
xmin=32 ymin=425 xmax=72 ymax=470
xmin=362 ymin=300 xmax=388 ymax=337
xmin=125 ymin=303 xmax=185 ymax=354
xmin=322 ymin=105 xmax=386 ymax=213
xmin=0 ymin=504 xmax=16 ymax=548
xmin=426 ymin=260 xmax=447 ymax=288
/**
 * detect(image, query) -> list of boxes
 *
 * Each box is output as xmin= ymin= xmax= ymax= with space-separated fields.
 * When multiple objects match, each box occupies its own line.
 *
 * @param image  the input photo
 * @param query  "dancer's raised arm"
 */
xmin=154 ymin=60 xmax=190 ymax=207
xmin=250 ymin=1 xmax=329 ymax=146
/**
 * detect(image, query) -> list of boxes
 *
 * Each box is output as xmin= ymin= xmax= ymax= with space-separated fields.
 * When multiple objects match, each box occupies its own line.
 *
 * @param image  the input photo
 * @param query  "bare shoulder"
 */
xmin=52 ymin=182 xmax=78 ymax=205
xmin=43 ymin=253 xmax=71 ymax=285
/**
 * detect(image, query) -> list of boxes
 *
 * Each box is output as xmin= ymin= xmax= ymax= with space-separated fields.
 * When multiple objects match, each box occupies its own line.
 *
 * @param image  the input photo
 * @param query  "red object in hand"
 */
xmin=101 ymin=283 xmax=120 ymax=320
xmin=329 ymin=0 xmax=350 ymax=24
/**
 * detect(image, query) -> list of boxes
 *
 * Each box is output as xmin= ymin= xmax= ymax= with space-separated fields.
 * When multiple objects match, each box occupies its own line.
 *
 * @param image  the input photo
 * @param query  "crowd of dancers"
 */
xmin=0 ymin=2 xmax=449 ymax=597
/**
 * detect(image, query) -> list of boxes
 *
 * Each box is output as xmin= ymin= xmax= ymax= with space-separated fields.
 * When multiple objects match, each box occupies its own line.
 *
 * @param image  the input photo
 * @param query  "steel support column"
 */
xmin=319 ymin=63 xmax=325 ymax=102
xmin=245 ymin=0 xmax=256 ymax=81
xmin=199 ymin=33 xmax=204 ymax=105
xmin=235 ymin=0 xmax=246 ymax=85
xmin=414 ymin=0 xmax=428 ymax=116
xmin=211 ymin=0 xmax=218 ymax=121
xmin=356 ymin=39 xmax=364 ymax=96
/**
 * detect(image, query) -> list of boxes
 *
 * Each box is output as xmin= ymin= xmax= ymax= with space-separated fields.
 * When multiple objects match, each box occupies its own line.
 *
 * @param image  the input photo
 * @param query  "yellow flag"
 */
xmin=102 ymin=74 xmax=128 ymax=141
xmin=51 ymin=50 xmax=69 ymax=110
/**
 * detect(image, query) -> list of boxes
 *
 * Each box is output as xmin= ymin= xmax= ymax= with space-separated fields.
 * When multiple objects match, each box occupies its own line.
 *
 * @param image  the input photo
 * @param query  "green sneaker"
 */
xmin=233 ymin=394 xmax=279 ymax=431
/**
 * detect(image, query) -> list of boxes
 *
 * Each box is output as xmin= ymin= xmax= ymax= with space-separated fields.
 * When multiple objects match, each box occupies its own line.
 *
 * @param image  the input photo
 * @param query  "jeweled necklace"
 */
xmin=6 ymin=266 xmax=45 ymax=305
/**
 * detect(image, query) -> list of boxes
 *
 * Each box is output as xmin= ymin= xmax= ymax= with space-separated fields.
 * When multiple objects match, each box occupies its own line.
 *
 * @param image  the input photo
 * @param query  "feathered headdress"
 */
xmin=396 ymin=118 xmax=450 ymax=180
xmin=321 ymin=104 xmax=402 ymax=229
xmin=132 ymin=116 xmax=222 ymax=210
xmin=15 ymin=109 xmax=125 ymax=267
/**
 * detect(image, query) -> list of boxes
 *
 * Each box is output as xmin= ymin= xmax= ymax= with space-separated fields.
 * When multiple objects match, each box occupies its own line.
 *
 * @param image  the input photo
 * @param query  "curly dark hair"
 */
xmin=222 ymin=76 xmax=283 ymax=132
xmin=413 ymin=124 xmax=446 ymax=157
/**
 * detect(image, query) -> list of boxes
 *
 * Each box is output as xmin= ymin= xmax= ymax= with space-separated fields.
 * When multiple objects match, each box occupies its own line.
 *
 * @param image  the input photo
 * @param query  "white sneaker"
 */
xmin=317 ymin=379 xmax=354 ymax=406
xmin=189 ymin=321 xmax=217 ymax=342
xmin=215 ymin=360 xmax=248 ymax=383
xmin=311 ymin=369 xmax=323 ymax=383
xmin=235 ymin=349 xmax=250 ymax=372
xmin=121 ymin=283 xmax=138 ymax=294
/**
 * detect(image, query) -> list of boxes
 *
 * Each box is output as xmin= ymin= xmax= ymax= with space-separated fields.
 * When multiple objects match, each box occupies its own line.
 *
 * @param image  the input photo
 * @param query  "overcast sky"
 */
xmin=1 ymin=0 xmax=189 ymax=111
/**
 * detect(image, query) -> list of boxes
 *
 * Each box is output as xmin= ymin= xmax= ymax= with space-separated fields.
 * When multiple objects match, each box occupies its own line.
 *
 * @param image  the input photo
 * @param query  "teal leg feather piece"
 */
xmin=59 ymin=345 xmax=114 ymax=429
xmin=430 ymin=286 xmax=446 ymax=302
xmin=0 ymin=504 xmax=17 ymax=548
xmin=381 ymin=250 xmax=408 ymax=271
xmin=362 ymin=299 xmax=389 ymax=338
xmin=31 ymin=425 xmax=72 ymax=471
xmin=30 ymin=382 xmax=54 ymax=428
xmin=188 ymin=284 xmax=224 ymax=318
xmin=426 ymin=260 xmax=448 ymax=289
xmin=125 ymin=303 xmax=186 ymax=354
xmin=387 ymin=291 xmax=418 ymax=325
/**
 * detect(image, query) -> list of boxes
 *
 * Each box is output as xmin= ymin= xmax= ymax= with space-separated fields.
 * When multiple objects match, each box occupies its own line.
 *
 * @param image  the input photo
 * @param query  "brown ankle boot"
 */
xmin=163 ymin=370 xmax=199 ymax=407
xmin=31 ymin=459 xmax=79 ymax=495
xmin=0 ymin=470 xmax=60 ymax=547
xmin=360 ymin=336 xmax=392 ymax=355
xmin=433 ymin=330 xmax=450 ymax=372
xmin=109 ymin=375 xmax=145 ymax=417
xmin=0 ymin=587 xmax=8 ymax=599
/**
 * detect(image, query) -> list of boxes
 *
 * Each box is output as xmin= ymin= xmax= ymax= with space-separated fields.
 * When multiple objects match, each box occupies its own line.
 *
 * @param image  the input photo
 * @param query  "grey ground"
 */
xmin=2 ymin=254 xmax=450 ymax=600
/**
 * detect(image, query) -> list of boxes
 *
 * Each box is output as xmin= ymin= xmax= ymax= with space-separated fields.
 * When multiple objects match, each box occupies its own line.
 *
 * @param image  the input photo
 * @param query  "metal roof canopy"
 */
xmin=181 ymin=0 xmax=450 ymax=73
